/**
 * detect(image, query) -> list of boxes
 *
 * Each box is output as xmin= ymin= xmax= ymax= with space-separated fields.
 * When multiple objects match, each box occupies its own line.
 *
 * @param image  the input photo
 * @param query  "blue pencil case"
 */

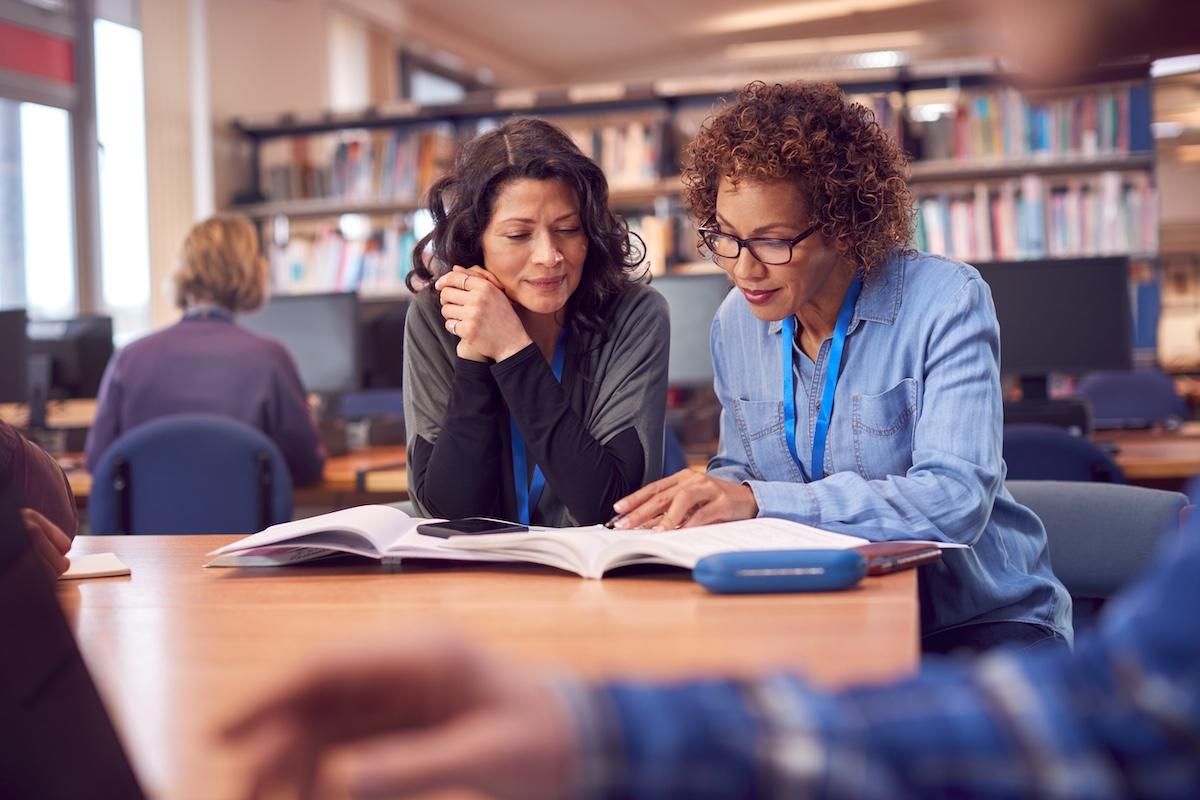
xmin=693 ymin=550 xmax=866 ymax=594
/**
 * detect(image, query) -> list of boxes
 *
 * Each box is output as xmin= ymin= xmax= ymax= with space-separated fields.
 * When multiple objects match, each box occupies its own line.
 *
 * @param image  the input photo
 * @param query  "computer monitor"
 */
xmin=359 ymin=297 xmax=409 ymax=389
xmin=0 ymin=482 xmax=146 ymax=798
xmin=975 ymin=257 xmax=1134 ymax=399
xmin=26 ymin=315 xmax=115 ymax=400
xmin=239 ymin=291 xmax=362 ymax=395
xmin=653 ymin=273 xmax=732 ymax=387
xmin=0 ymin=308 xmax=27 ymax=404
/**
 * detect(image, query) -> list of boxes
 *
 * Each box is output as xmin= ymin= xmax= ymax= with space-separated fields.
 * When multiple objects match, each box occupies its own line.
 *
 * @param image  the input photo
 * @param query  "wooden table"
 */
xmin=1094 ymin=427 xmax=1200 ymax=490
xmin=62 ymin=535 xmax=919 ymax=799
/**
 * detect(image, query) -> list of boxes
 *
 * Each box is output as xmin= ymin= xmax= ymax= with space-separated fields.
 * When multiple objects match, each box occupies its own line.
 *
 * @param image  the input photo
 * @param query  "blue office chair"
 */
xmin=664 ymin=427 xmax=687 ymax=475
xmin=1007 ymin=480 xmax=1187 ymax=629
xmin=1002 ymin=423 xmax=1125 ymax=483
xmin=89 ymin=414 xmax=293 ymax=535
xmin=1076 ymin=368 xmax=1186 ymax=429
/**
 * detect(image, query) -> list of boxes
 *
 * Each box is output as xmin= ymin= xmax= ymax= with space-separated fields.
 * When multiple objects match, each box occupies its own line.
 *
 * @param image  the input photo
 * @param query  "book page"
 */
xmin=595 ymin=519 xmax=869 ymax=574
xmin=443 ymin=518 xmax=870 ymax=578
xmin=209 ymin=505 xmax=431 ymax=557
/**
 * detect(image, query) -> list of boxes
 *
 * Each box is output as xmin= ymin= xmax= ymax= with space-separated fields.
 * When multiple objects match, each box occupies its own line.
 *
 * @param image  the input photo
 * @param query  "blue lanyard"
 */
xmin=511 ymin=328 xmax=568 ymax=524
xmin=781 ymin=276 xmax=862 ymax=481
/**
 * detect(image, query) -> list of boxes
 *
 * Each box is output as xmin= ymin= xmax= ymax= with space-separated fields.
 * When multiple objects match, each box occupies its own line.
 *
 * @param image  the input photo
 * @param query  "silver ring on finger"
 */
xmin=462 ymin=274 xmax=471 ymax=290
xmin=447 ymin=319 xmax=458 ymax=336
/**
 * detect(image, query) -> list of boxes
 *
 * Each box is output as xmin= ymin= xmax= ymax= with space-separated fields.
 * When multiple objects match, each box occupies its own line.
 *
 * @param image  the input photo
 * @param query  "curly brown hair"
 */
xmin=682 ymin=81 xmax=913 ymax=276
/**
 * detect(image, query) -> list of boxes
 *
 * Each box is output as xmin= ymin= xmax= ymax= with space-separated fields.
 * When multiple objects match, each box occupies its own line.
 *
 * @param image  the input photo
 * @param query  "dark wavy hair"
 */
xmin=683 ymin=81 xmax=914 ymax=276
xmin=408 ymin=117 xmax=645 ymax=335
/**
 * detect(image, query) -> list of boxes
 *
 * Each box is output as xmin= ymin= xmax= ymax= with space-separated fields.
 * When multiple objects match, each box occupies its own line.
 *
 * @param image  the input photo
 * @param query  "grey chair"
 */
xmin=1007 ymin=480 xmax=1187 ymax=629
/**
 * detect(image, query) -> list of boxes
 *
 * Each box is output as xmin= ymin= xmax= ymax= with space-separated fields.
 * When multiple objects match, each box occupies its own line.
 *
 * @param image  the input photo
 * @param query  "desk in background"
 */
xmin=1094 ymin=426 xmax=1200 ymax=491
xmin=8 ymin=400 xmax=1198 ymax=502
xmin=61 ymin=534 xmax=919 ymax=799
xmin=61 ymin=445 xmax=409 ymax=509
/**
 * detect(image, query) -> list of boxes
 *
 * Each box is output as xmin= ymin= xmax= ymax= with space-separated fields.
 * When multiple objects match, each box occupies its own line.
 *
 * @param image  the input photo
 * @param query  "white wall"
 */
xmin=141 ymin=0 xmax=193 ymax=328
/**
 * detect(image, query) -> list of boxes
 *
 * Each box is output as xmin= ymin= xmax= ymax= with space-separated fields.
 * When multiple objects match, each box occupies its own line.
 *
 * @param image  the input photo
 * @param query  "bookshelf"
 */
xmin=226 ymin=66 xmax=1158 ymax=301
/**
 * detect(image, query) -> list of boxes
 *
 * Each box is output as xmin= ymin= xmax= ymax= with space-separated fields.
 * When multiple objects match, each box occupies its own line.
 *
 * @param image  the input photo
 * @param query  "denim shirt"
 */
xmin=708 ymin=250 xmax=1072 ymax=641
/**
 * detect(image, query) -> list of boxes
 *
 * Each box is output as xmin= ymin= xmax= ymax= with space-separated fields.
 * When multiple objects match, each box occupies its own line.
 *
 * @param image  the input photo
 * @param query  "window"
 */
xmin=94 ymin=16 xmax=151 ymax=337
xmin=0 ymin=97 xmax=77 ymax=318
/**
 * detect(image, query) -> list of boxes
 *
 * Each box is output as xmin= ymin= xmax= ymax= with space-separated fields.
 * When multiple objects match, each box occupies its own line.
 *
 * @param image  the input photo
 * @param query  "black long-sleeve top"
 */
xmin=402 ymin=284 xmax=669 ymax=527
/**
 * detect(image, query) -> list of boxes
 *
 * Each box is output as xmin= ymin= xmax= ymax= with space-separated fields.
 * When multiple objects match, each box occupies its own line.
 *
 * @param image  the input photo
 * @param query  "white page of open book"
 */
xmin=209 ymin=505 xmax=431 ymax=559
xmin=443 ymin=518 xmax=873 ymax=578
xmin=207 ymin=505 xmax=513 ymax=566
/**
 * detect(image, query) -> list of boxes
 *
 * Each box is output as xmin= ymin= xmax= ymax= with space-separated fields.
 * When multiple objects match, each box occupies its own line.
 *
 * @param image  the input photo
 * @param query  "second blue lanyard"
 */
xmin=511 ymin=329 xmax=568 ymax=525
xmin=781 ymin=276 xmax=862 ymax=482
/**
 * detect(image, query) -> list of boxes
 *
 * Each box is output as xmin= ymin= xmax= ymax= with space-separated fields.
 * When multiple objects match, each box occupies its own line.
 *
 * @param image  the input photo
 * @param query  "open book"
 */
xmin=205 ymin=505 xmax=934 ymax=579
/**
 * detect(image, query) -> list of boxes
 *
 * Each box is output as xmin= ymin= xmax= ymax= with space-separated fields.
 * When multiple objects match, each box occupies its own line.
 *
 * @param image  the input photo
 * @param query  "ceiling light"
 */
xmin=726 ymin=31 xmax=924 ymax=60
xmin=1152 ymin=55 xmax=1200 ymax=78
xmin=700 ymin=0 xmax=928 ymax=34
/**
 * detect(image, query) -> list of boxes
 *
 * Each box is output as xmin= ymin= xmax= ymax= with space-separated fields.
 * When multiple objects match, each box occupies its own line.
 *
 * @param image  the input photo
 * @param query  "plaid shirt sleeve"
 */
xmin=560 ymin=524 xmax=1200 ymax=799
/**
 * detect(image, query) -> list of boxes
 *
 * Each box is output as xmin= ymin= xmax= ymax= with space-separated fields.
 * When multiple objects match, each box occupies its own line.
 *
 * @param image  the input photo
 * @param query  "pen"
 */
xmin=603 ymin=514 xmax=624 ymax=529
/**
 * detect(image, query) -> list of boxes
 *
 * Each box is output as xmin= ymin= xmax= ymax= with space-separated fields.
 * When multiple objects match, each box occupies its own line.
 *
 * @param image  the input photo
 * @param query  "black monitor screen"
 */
xmin=239 ymin=292 xmax=361 ymax=394
xmin=0 ymin=308 xmax=27 ymax=403
xmin=26 ymin=315 xmax=114 ymax=399
xmin=975 ymin=257 xmax=1133 ymax=376
xmin=359 ymin=297 xmax=408 ymax=389
xmin=653 ymin=273 xmax=732 ymax=387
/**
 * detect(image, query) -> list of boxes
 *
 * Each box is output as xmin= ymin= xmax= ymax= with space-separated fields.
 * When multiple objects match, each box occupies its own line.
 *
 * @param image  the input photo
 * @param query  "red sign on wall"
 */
xmin=0 ymin=21 xmax=74 ymax=85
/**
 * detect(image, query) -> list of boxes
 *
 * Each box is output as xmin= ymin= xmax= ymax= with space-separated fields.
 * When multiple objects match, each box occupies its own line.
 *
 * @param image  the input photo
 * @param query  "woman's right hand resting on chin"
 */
xmin=435 ymin=265 xmax=533 ymax=362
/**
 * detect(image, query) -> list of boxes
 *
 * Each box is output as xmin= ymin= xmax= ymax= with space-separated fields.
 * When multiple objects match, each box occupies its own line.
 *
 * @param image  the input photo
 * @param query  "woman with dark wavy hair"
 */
xmin=613 ymin=81 xmax=1071 ymax=654
xmin=402 ymin=117 xmax=669 ymax=527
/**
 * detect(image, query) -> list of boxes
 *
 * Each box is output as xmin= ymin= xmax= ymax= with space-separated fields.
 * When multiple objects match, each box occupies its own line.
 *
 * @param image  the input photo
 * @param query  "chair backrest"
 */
xmin=1002 ymin=423 xmax=1125 ymax=483
xmin=89 ymin=414 xmax=293 ymax=535
xmin=1006 ymin=480 xmax=1186 ymax=600
xmin=664 ymin=427 xmax=687 ymax=475
xmin=1076 ymin=368 xmax=1185 ymax=429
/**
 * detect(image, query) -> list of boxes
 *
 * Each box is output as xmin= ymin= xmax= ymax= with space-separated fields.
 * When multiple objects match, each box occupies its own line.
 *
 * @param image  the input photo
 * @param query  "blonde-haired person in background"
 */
xmin=84 ymin=215 xmax=324 ymax=485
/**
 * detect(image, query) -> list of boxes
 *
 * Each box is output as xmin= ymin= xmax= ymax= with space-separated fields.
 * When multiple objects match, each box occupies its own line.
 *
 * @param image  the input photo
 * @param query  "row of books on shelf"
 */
xmin=557 ymin=117 xmax=675 ymax=189
xmin=909 ymin=82 xmax=1152 ymax=162
xmin=259 ymin=124 xmax=457 ymax=203
xmin=912 ymin=172 xmax=1157 ymax=263
xmin=269 ymin=223 xmax=415 ymax=296
xmin=265 ymin=190 xmax=1159 ymax=295
xmin=258 ymin=117 xmax=679 ymax=204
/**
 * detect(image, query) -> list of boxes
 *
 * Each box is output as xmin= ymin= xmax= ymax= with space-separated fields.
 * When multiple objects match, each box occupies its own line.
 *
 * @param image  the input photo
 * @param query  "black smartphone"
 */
xmin=416 ymin=518 xmax=528 ymax=538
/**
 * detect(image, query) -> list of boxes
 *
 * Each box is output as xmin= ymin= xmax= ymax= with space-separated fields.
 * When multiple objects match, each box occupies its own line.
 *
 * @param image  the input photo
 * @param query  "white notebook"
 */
xmin=59 ymin=553 xmax=131 ymax=580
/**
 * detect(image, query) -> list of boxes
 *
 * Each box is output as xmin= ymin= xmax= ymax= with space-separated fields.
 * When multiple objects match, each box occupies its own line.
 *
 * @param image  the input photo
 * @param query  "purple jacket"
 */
xmin=84 ymin=313 xmax=325 ymax=485
xmin=0 ymin=419 xmax=77 ymax=536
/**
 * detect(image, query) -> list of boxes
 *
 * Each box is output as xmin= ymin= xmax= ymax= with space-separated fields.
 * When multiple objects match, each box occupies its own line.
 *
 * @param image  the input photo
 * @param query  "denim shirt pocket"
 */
xmin=732 ymin=398 xmax=804 ymax=482
xmin=851 ymin=378 xmax=918 ymax=481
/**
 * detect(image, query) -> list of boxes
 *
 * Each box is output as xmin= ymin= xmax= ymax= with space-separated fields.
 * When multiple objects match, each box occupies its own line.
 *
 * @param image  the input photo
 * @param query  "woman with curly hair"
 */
xmin=614 ymin=81 xmax=1070 ymax=654
xmin=403 ymin=117 xmax=669 ymax=527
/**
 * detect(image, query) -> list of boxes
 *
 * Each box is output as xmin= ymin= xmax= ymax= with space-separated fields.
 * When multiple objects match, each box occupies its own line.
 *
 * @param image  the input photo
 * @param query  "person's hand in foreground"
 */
xmin=22 ymin=507 xmax=71 ymax=577
xmin=222 ymin=628 xmax=577 ymax=800
xmin=611 ymin=469 xmax=758 ymax=530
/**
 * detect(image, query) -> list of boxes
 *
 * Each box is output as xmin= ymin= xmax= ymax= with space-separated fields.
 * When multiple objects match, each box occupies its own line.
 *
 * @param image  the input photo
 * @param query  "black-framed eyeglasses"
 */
xmin=698 ymin=224 xmax=820 ymax=266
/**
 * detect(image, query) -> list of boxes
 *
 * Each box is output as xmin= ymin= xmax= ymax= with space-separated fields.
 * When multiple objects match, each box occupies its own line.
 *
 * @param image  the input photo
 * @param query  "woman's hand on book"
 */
xmin=611 ymin=470 xmax=759 ymax=531
xmin=437 ymin=265 xmax=532 ymax=362
xmin=222 ymin=628 xmax=576 ymax=800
